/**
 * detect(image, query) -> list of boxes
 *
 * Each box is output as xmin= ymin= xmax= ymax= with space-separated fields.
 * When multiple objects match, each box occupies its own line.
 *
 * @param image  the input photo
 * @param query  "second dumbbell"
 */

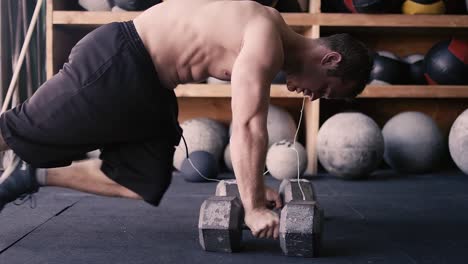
xmin=198 ymin=195 xmax=322 ymax=257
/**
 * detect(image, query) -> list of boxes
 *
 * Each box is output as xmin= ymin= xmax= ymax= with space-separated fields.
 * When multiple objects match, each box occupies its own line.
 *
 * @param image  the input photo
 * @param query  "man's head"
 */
xmin=285 ymin=33 xmax=373 ymax=101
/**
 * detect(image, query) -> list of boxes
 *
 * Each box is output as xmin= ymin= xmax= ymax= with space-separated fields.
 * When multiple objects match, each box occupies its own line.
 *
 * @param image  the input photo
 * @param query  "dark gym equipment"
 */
xmin=403 ymin=54 xmax=427 ymax=85
xmin=279 ymin=179 xmax=316 ymax=203
xmin=180 ymin=151 xmax=219 ymax=182
xmin=254 ymin=0 xmax=303 ymax=12
xmin=198 ymin=196 xmax=244 ymax=253
xmin=198 ymin=196 xmax=322 ymax=257
xmin=321 ymin=0 xmax=351 ymax=13
xmin=344 ymin=0 xmax=388 ymax=13
xmin=424 ymin=39 xmax=468 ymax=85
xmin=274 ymin=0 xmax=303 ymax=12
xmin=255 ymin=0 xmax=278 ymax=6
xmin=370 ymin=52 xmax=410 ymax=85
xmin=215 ymin=179 xmax=240 ymax=197
xmin=113 ymin=0 xmax=162 ymax=11
xmin=410 ymin=0 xmax=441 ymax=3
xmin=216 ymin=178 xmax=316 ymax=202
xmin=444 ymin=0 xmax=467 ymax=14
xmin=199 ymin=179 xmax=323 ymax=257
xmin=323 ymin=0 xmax=403 ymax=13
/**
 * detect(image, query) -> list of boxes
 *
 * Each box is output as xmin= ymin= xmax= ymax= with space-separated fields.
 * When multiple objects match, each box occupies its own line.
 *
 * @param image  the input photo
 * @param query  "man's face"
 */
xmin=285 ymin=68 xmax=355 ymax=101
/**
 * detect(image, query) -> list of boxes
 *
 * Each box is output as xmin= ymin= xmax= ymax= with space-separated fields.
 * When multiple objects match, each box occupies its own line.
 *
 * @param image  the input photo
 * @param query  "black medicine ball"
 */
xmin=370 ymin=51 xmax=410 ymax=85
xmin=113 ymin=0 xmax=162 ymax=11
xmin=403 ymin=54 xmax=427 ymax=85
xmin=344 ymin=0 xmax=389 ymax=13
xmin=180 ymin=151 xmax=219 ymax=182
xmin=424 ymin=39 xmax=468 ymax=85
xmin=444 ymin=0 xmax=467 ymax=14
xmin=410 ymin=0 xmax=440 ymax=3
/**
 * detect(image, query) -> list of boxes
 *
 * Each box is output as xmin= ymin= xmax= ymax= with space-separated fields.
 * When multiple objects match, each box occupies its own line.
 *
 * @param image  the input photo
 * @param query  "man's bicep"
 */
xmin=231 ymin=57 xmax=270 ymax=129
xmin=230 ymin=19 xmax=283 ymax=126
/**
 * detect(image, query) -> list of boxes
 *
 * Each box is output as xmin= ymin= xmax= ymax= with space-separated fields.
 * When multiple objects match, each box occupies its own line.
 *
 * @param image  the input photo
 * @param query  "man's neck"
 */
xmin=282 ymin=33 xmax=318 ymax=73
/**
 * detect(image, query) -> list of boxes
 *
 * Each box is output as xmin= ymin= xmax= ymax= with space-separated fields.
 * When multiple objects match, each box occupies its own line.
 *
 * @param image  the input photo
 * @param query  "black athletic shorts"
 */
xmin=0 ymin=21 xmax=182 ymax=206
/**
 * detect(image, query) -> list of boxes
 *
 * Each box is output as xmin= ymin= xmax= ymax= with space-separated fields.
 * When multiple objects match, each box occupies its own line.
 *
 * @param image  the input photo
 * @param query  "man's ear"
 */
xmin=321 ymin=52 xmax=342 ymax=68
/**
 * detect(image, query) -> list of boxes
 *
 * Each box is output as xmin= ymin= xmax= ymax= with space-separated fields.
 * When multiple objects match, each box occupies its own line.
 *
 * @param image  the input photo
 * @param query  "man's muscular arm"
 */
xmin=230 ymin=17 xmax=283 ymax=239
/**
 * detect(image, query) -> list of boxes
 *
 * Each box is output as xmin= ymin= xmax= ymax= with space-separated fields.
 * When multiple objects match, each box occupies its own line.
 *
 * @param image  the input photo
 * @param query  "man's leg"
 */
xmin=46 ymin=159 xmax=142 ymax=199
xmin=0 ymin=133 xmax=141 ymax=200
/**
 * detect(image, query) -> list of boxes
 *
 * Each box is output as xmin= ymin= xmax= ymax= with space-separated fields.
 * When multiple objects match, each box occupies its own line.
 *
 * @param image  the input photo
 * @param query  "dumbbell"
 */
xmin=198 ymin=195 xmax=321 ymax=257
xmin=279 ymin=178 xmax=317 ymax=203
xmin=199 ymin=179 xmax=323 ymax=257
xmin=215 ymin=178 xmax=317 ymax=203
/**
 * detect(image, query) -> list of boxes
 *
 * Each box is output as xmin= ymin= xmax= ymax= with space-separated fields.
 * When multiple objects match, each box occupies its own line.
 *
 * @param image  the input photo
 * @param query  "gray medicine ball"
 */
xmin=266 ymin=140 xmax=308 ymax=180
xmin=317 ymin=112 xmax=384 ymax=179
xmin=173 ymin=118 xmax=228 ymax=171
xmin=449 ymin=109 xmax=468 ymax=175
xmin=383 ymin=111 xmax=445 ymax=174
xmin=78 ymin=0 xmax=112 ymax=11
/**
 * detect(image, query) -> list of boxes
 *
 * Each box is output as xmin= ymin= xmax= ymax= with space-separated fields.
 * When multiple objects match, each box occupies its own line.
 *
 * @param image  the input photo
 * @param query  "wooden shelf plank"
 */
xmin=359 ymin=85 xmax=468 ymax=98
xmin=52 ymin=11 xmax=313 ymax=25
xmin=175 ymin=84 xmax=303 ymax=98
xmin=315 ymin=13 xmax=468 ymax=28
xmin=174 ymin=84 xmax=468 ymax=98
xmin=53 ymin=11 xmax=468 ymax=28
xmin=53 ymin=11 xmax=140 ymax=24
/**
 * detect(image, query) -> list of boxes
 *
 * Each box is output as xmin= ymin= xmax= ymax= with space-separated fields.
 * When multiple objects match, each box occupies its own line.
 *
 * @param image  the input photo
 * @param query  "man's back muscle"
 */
xmin=134 ymin=0 xmax=287 ymax=89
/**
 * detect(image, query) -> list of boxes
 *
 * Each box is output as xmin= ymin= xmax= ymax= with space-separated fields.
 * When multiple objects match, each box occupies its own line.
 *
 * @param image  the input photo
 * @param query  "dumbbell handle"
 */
xmin=239 ymin=208 xmax=282 ymax=231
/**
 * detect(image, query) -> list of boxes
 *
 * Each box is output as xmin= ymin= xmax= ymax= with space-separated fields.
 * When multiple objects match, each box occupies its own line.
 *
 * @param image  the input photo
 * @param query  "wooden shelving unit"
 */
xmin=174 ymin=84 xmax=468 ymax=99
xmin=46 ymin=0 xmax=468 ymax=175
xmin=51 ymin=11 xmax=468 ymax=28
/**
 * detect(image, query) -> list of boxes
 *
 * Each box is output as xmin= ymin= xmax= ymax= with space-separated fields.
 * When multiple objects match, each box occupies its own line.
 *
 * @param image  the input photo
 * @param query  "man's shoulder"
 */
xmin=244 ymin=8 xmax=284 ymax=36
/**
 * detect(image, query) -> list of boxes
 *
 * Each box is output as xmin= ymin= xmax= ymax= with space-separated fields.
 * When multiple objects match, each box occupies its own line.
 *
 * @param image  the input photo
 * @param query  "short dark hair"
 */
xmin=317 ymin=33 xmax=373 ymax=98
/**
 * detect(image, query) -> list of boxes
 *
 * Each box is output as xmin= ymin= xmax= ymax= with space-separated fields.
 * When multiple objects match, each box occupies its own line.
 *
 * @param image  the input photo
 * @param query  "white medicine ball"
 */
xmin=266 ymin=140 xmax=308 ymax=180
xmin=173 ymin=118 xmax=228 ymax=170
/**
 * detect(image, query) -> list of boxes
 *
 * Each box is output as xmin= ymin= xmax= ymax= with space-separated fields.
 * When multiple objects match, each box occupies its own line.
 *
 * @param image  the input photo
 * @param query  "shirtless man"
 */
xmin=0 ymin=0 xmax=372 ymax=240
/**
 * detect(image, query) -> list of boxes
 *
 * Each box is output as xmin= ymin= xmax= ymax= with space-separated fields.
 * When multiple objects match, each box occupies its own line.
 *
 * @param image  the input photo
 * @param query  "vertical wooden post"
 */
xmin=46 ymin=0 xmax=53 ymax=79
xmin=304 ymin=0 xmax=320 ymax=176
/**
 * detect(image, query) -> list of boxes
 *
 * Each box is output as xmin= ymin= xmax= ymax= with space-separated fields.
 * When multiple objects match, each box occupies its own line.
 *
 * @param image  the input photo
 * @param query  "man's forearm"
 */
xmin=230 ymin=127 xmax=268 ymax=211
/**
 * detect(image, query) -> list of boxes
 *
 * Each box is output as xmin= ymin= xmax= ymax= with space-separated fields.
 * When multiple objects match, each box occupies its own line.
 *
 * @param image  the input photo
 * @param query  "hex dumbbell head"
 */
xmin=280 ymin=200 xmax=322 ymax=257
xmin=279 ymin=179 xmax=316 ymax=203
xmin=215 ymin=179 xmax=240 ymax=197
xmin=198 ymin=196 xmax=243 ymax=253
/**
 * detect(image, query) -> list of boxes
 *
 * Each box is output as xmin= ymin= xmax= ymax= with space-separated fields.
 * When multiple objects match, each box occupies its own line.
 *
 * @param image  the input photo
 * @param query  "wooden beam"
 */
xmin=175 ymin=84 xmax=305 ymax=98
xmin=359 ymin=85 xmax=468 ymax=98
xmin=315 ymin=13 xmax=468 ymax=28
xmin=46 ymin=0 xmax=54 ymax=79
xmin=53 ymin=11 xmax=468 ymax=28
xmin=174 ymin=84 xmax=468 ymax=98
xmin=303 ymin=24 xmax=320 ymax=176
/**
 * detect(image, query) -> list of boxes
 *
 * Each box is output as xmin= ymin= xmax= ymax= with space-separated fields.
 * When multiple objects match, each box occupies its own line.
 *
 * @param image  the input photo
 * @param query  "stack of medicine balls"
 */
xmin=320 ymin=0 xmax=468 ymax=178
xmin=370 ymin=39 xmax=468 ymax=86
xmin=174 ymin=103 xmax=309 ymax=183
xmin=321 ymin=2 xmax=468 ymax=86
xmin=322 ymin=0 xmax=468 ymax=14
xmin=317 ymin=109 xmax=468 ymax=179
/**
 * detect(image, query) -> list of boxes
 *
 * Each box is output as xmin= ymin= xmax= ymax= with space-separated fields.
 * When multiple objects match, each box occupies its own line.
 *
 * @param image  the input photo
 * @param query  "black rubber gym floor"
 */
xmin=2 ymin=169 xmax=468 ymax=264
